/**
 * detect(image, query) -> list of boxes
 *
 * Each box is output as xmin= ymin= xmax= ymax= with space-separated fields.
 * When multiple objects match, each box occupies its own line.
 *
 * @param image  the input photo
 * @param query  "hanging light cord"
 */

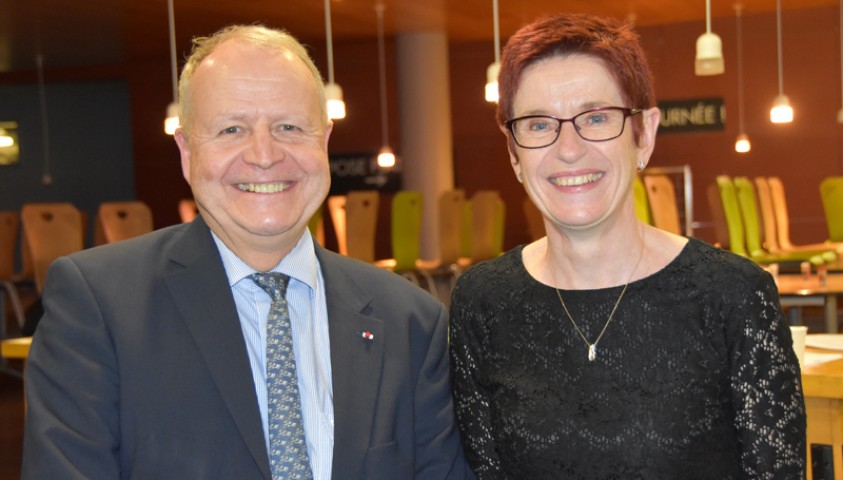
xmin=376 ymin=3 xmax=389 ymax=147
xmin=839 ymin=0 xmax=843 ymax=105
xmin=705 ymin=0 xmax=712 ymax=33
xmin=167 ymin=0 xmax=178 ymax=102
xmin=493 ymin=0 xmax=500 ymax=62
xmin=736 ymin=5 xmax=745 ymax=133
xmin=36 ymin=54 xmax=51 ymax=181
xmin=325 ymin=0 xmax=335 ymax=84
xmin=776 ymin=0 xmax=784 ymax=95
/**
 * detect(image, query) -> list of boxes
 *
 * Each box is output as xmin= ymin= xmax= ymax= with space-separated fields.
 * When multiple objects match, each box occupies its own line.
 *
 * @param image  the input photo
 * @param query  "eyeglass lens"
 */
xmin=510 ymin=108 xmax=631 ymax=148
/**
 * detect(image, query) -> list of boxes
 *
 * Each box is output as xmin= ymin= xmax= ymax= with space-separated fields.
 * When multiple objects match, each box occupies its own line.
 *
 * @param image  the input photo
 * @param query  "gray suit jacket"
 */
xmin=22 ymin=217 xmax=473 ymax=480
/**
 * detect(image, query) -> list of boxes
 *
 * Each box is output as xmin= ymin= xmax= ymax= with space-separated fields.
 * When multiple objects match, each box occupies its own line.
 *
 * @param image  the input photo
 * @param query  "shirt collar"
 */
xmin=212 ymin=229 xmax=319 ymax=291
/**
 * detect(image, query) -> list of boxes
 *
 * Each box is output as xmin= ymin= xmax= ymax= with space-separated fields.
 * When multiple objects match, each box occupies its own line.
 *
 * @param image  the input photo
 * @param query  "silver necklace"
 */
xmin=553 ymin=246 xmax=645 ymax=362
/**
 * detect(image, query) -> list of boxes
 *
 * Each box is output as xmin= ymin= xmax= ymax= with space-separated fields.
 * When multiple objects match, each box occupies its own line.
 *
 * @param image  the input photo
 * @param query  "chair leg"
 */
xmin=1 ymin=281 xmax=25 ymax=330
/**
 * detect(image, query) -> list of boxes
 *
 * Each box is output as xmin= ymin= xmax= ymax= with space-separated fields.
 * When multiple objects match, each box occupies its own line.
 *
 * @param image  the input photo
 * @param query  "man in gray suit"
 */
xmin=22 ymin=24 xmax=472 ymax=480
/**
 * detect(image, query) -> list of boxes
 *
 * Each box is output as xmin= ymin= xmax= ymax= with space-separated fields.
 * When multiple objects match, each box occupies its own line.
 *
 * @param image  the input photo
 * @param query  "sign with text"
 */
xmin=328 ymin=153 xmax=402 ymax=195
xmin=657 ymin=98 xmax=725 ymax=134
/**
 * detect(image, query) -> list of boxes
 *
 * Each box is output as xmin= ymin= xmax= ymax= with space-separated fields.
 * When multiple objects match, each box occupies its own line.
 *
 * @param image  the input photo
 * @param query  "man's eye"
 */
xmin=221 ymin=126 xmax=241 ymax=135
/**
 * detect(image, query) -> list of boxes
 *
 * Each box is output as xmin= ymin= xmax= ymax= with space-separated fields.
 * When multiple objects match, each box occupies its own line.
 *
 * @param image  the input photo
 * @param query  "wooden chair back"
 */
xmin=97 ymin=201 xmax=153 ymax=244
xmin=21 ymin=203 xmax=84 ymax=293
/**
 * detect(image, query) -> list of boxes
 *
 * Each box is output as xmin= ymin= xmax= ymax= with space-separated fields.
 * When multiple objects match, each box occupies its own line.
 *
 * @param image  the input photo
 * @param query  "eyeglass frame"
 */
xmin=504 ymin=107 xmax=643 ymax=149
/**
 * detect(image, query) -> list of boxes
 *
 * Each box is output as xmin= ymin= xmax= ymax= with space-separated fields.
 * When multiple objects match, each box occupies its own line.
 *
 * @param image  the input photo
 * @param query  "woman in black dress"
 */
xmin=449 ymin=13 xmax=805 ymax=479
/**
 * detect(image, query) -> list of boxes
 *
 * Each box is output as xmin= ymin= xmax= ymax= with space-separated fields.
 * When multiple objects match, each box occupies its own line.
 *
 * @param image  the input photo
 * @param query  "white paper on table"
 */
xmin=805 ymin=334 xmax=843 ymax=351
xmin=804 ymin=351 xmax=843 ymax=367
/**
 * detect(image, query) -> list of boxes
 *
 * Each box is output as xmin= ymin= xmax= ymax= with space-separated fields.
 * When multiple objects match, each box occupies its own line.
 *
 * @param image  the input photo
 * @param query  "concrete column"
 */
xmin=396 ymin=31 xmax=454 ymax=261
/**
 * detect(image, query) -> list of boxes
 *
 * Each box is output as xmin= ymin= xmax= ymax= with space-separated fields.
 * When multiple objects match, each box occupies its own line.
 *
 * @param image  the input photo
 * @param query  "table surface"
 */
xmin=775 ymin=273 xmax=843 ymax=296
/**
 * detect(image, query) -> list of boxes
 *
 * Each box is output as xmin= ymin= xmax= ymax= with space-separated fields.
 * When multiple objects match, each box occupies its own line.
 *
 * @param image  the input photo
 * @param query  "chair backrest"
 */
xmin=633 ymin=175 xmax=652 ymax=225
xmin=470 ymin=190 xmax=505 ymax=262
xmin=715 ymin=175 xmax=748 ymax=257
xmin=821 ymin=176 xmax=843 ymax=242
xmin=523 ymin=197 xmax=545 ymax=241
xmin=0 ymin=211 xmax=19 ymax=280
xmin=344 ymin=190 xmax=379 ymax=263
xmin=767 ymin=176 xmax=799 ymax=250
xmin=706 ymin=183 xmax=730 ymax=249
xmin=733 ymin=176 xmax=765 ymax=257
xmin=21 ymin=203 xmax=85 ymax=293
xmin=753 ymin=177 xmax=781 ymax=253
xmin=643 ymin=174 xmax=680 ymax=234
xmin=391 ymin=191 xmax=423 ymax=271
xmin=178 ymin=199 xmax=199 ymax=223
xmin=97 ymin=201 xmax=154 ymax=244
xmin=327 ymin=195 xmax=348 ymax=256
xmin=460 ymin=200 xmax=473 ymax=259
xmin=438 ymin=189 xmax=465 ymax=265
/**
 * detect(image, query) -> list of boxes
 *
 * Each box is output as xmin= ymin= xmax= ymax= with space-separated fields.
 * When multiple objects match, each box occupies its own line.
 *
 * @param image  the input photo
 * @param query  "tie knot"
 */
xmin=250 ymin=272 xmax=291 ymax=302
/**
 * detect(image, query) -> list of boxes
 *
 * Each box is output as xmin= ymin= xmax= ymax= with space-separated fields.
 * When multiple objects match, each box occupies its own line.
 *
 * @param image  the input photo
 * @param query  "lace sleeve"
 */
xmin=449 ymin=277 xmax=505 ymax=480
xmin=726 ymin=271 xmax=806 ymax=479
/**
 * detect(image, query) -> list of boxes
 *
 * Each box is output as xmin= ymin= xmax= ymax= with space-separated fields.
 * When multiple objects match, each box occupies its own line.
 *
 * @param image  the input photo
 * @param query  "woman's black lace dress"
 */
xmin=449 ymin=238 xmax=806 ymax=479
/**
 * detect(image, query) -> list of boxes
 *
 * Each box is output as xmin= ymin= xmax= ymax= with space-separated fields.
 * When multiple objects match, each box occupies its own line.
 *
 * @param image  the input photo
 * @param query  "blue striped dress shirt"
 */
xmin=212 ymin=230 xmax=334 ymax=480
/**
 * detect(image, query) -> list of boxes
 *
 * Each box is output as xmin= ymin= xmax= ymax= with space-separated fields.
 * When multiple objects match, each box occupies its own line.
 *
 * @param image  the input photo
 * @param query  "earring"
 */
xmin=636 ymin=161 xmax=645 ymax=172
xmin=516 ymin=172 xmax=523 ymax=183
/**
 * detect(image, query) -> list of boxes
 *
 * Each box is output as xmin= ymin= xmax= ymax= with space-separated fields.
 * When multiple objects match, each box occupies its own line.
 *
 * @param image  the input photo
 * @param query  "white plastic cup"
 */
xmin=789 ymin=325 xmax=808 ymax=368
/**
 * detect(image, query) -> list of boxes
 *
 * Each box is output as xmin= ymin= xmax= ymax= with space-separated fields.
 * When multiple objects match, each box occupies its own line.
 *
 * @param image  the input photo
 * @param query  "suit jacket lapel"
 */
xmin=317 ymin=247 xmax=385 ymax=475
xmin=163 ymin=218 xmax=271 ymax=480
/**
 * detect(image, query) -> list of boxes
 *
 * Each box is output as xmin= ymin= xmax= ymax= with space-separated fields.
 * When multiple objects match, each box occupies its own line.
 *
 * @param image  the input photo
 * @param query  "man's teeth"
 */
xmin=237 ymin=183 xmax=290 ymax=193
xmin=551 ymin=172 xmax=604 ymax=187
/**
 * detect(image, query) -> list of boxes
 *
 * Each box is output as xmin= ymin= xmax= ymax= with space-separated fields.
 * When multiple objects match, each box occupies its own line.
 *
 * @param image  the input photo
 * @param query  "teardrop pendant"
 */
xmin=588 ymin=344 xmax=597 ymax=362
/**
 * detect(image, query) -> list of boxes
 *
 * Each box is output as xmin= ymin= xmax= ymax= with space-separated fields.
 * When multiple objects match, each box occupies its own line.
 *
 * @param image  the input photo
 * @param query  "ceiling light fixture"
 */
xmin=485 ymin=0 xmax=501 ymax=102
xmin=324 ymin=0 xmax=346 ymax=120
xmin=695 ymin=0 xmax=725 ymax=76
xmin=375 ymin=3 xmax=395 ymax=168
xmin=770 ymin=0 xmax=793 ymax=123
xmin=164 ymin=0 xmax=179 ymax=135
xmin=734 ymin=4 xmax=750 ymax=153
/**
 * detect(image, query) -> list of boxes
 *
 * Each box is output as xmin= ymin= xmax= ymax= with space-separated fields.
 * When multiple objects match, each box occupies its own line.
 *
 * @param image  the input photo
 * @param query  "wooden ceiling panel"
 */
xmin=0 ymin=0 xmax=837 ymax=73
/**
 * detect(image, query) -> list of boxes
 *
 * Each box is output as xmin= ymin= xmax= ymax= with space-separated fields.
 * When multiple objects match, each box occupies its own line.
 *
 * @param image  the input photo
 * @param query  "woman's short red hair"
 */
xmin=497 ymin=13 xmax=656 ymax=144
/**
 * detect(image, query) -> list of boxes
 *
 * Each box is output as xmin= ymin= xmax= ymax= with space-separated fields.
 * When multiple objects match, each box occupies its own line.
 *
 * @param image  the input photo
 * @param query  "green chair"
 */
xmin=374 ymin=191 xmax=437 ymax=295
xmin=633 ymin=175 xmax=653 ymax=225
xmin=728 ymin=176 xmax=830 ymax=266
xmin=821 ymin=176 xmax=843 ymax=242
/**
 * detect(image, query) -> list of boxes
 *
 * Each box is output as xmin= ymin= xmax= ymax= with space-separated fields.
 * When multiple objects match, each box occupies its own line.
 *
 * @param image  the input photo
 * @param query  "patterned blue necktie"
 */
xmin=250 ymin=272 xmax=313 ymax=479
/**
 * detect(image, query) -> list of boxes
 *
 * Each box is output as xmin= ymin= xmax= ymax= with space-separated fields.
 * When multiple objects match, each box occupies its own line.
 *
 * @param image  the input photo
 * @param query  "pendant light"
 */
xmin=770 ymin=0 xmax=793 ymax=123
xmin=375 ymin=3 xmax=395 ymax=168
xmin=734 ymin=4 xmax=750 ymax=153
xmin=164 ymin=0 xmax=179 ymax=135
xmin=695 ymin=0 xmax=724 ymax=76
xmin=838 ymin=0 xmax=843 ymax=123
xmin=484 ymin=0 xmax=501 ymax=102
xmin=324 ymin=0 xmax=346 ymax=120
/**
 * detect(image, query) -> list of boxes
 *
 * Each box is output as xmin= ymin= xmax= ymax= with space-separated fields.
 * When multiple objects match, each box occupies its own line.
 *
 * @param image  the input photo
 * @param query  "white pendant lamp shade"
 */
xmin=695 ymin=0 xmax=724 ymax=76
xmin=164 ymin=102 xmax=179 ymax=135
xmin=735 ymin=133 xmax=751 ymax=153
xmin=485 ymin=62 xmax=500 ymax=103
xmin=325 ymin=82 xmax=346 ymax=120
xmin=377 ymin=146 xmax=396 ymax=168
xmin=695 ymin=32 xmax=724 ymax=75
xmin=770 ymin=94 xmax=793 ymax=123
